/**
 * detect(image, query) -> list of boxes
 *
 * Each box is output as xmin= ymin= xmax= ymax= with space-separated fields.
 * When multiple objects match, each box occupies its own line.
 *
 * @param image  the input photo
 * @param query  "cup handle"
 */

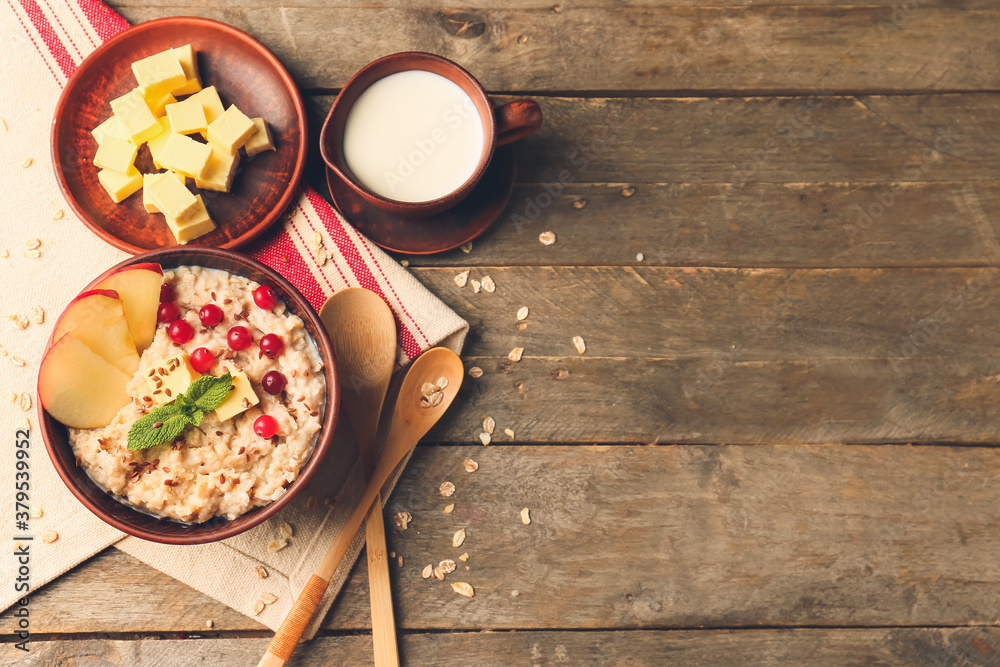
xmin=494 ymin=99 xmax=543 ymax=146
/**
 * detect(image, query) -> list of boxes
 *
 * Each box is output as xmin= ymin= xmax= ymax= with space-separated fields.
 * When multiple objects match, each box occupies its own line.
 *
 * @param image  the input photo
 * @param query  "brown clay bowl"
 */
xmin=37 ymin=247 xmax=339 ymax=545
xmin=51 ymin=17 xmax=307 ymax=255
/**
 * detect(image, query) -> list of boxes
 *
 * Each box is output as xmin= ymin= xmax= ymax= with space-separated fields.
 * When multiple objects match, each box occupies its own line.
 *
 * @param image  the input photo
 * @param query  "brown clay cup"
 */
xmin=320 ymin=52 xmax=542 ymax=217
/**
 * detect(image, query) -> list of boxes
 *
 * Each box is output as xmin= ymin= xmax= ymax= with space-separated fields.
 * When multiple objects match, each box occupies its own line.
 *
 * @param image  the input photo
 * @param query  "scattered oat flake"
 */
xmin=18 ymin=417 xmax=30 ymax=431
xmin=479 ymin=432 xmax=491 ymax=446
xmin=459 ymin=552 xmax=470 ymax=562
xmin=516 ymin=306 xmax=529 ymax=321
xmin=539 ymin=231 xmax=556 ymax=245
xmin=206 ymin=620 xmax=214 ymax=628
xmin=306 ymin=495 xmax=317 ymax=511
xmin=508 ymin=347 xmax=524 ymax=362
xmin=481 ymin=275 xmax=496 ymax=293
xmin=400 ymin=260 xmax=409 ymax=267
xmin=252 ymin=600 xmax=265 ymax=615
xmin=511 ymin=590 xmax=520 ymax=597
xmin=521 ymin=508 xmax=531 ymax=525
xmin=30 ymin=306 xmax=44 ymax=325
xmin=42 ymin=530 xmax=58 ymax=544
xmin=636 ymin=252 xmax=644 ymax=261
xmin=622 ymin=186 xmax=636 ymax=197
xmin=0 ymin=118 xmax=6 ymax=131
xmin=52 ymin=209 xmax=64 ymax=220
xmin=279 ymin=522 xmax=293 ymax=540
xmin=30 ymin=508 xmax=42 ymax=519
xmin=8 ymin=314 xmax=29 ymax=330
xmin=255 ymin=565 xmax=269 ymax=579
xmin=471 ymin=279 xmax=481 ymax=293
xmin=436 ymin=376 xmax=449 ymax=389
xmin=461 ymin=242 xmax=473 ymax=253
xmin=440 ymin=481 xmax=456 ymax=497
xmin=22 ymin=158 xmax=33 ymax=168
xmin=504 ymin=428 xmax=515 ymax=438
xmin=552 ymin=368 xmax=571 ymax=381
xmin=394 ymin=511 xmax=413 ymax=530
xmin=267 ymin=538 xmax=288 ymax=553
xmin=3 ymin=393 xmax=16 ymax=403
xmin=20 ymin=393 xmax=32 ymax=412
xmin=464 ymin=459 xmax=479 ymax=472
xmin=23 ymin=250 xmax=40 ymax=259
xmin=468 ymin=366 xmax=483 ymax=378
xmin=398 ymin=555 xmax=404 ymax=567
xmin=454 ymin=270 xmax=470 ymax=288
xmin=452 ymin=527 xmax=467 ymax=547
xmin=573 ymin=336 xmax=587 ymax=355
xmin=518 ymin=34 xmax=528 ymax=43
xmin=0 ymin=249 xmax=7 ymax=259
xmin=25 ymin=239 xmax=41 ymax=250
xmin=433 ymin=566 xmax=445 ymax=581
xmin=572 ymin=199 xmax=587 ymax=209
xmin=260 ymin=592 xmax=278 ymax=604
xmin=452 ymin=582 xmax=475 ymax=598
xmin=439 ymin=559 xmax=457 ymax=574
xmin=443 ymin=503 xmax=455 ymax=514
xmin=422 ymin=564 xmax=433 ymax=579
xmin=483 ymin=416 xmax=495 ymax=434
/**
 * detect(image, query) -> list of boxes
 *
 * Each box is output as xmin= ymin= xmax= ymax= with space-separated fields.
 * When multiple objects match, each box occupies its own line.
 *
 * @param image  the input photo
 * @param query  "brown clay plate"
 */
xmin=37 ymin=248 xmax=339 ymax=545
xmin=51 ymin=17 xmax=307 ymax=255
xmin=325 ymin=145 xmax=516 ymax=255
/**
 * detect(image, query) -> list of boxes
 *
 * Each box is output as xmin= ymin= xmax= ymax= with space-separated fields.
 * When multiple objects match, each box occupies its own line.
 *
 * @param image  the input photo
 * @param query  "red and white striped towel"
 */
xmin=0 ymin=0 xmax=468 ymax=637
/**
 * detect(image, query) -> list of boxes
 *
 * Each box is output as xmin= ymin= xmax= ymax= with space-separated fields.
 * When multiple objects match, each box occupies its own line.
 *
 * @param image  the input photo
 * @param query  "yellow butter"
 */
xmin=206 ymin=105 xmax=256 ymax=154
xmin=158 ymin=132 xmax=213 ymax=180
xmin=131 ymin=50 xmax=186 ymax=98
xmin=144 ymin=166 xmax=198 ymax=220
xmin=165 ymin=195 xmax=215 ymax=244
xmin=145 ymin=353 xmax=202 ymax=405
xmin=195 ymin=142 xmax=240 ymax=192
xmin=91 ymin=115 xmax=130 ymax=145
xmin=142 ymin=172 xmax=186 ymax=213
xmin=97 ymin=166 xmax=142 ymax=203
xmin=244 ymin=118 xmax=275 ymax=156
xmin=212 ymin=367 xmax=259 ymax=422
xmin=187 ymin=86 xmax=225 ymax=138
xmin=93 ymin=135 xmax=138 ymax=173
xmin=171 ymin=45 xmax=202 ymax=96
xmin=142 ymin=88 xmax=176 ymax=117
xmin=146 ymin=116 xmax=172 ymax=169
xmin=110 ymin=89 xmax=161 ymax=145
xmin=165 ymin=97 xmax=207 ymax=135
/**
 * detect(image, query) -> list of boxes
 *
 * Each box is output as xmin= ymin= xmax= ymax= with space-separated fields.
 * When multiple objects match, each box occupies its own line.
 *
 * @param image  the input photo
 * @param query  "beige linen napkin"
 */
xmin=0 ymin=0 xmax=467 ymax=637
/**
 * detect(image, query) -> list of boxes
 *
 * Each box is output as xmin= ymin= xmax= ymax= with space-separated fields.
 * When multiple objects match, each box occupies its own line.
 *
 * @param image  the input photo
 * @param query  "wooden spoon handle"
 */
xmin=365 ymin=492 xmax=400 ymax=667
xmin=258 ymin=573 xmax=330 ymax=666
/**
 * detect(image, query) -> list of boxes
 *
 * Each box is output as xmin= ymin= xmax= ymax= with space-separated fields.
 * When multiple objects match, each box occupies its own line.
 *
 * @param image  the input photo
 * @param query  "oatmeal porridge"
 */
xmin=68 ymin=266 xmax=326 ymax=523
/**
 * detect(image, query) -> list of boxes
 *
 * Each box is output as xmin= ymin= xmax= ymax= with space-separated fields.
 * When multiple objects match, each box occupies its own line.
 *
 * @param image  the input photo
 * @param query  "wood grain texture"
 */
xmin=8 ymin=627 xmax=1000 ymax=666
xmin=109 ymin=4 xmax=1000 ymax=93
xmin=13 ymin=445 xmax=1000 ymax=634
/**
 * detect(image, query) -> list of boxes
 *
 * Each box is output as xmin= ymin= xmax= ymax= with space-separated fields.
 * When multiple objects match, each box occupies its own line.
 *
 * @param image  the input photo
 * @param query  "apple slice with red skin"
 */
xmin=52 ymin=289 xmax=139 ymax=376
xmin=92 ymin=263 xmax=163 ymax=352
xmin=38 ymin=332 xmax=132 ymax=429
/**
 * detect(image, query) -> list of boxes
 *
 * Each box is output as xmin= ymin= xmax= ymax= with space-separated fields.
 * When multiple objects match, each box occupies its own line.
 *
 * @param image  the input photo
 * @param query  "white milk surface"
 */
xmin=343 ymin=70 xmax=486 ymax=202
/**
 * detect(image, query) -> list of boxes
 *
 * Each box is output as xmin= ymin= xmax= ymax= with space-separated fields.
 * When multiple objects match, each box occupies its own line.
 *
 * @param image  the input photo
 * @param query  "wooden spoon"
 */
xmin=319 ymin=288 xmax=399 ymax=667
xmin=258 ymin=347 xmax=464 ymax=667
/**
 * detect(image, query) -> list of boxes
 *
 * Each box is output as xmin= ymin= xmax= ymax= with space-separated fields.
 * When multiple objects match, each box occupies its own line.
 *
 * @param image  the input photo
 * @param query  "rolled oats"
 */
xmin=539 ymin=231 xmax=556 ymax=245
xmin=23 ymin=250 xmax=40 ymax=259
xmin=636 ymin=252 xmax=644 ymax=261
xmin=394 ymin=511 xmax=413 ymax=530
xmin=572 ymin=199 xmax=587 ymax=209
xmin=508 ymin=347 xmax=524 ymax=362
xmin=398 ymin=555 xmax=404 ymax=567
xmin=516 ymin=306 xmax=529 ymax=321
xmin=471 ymin=279 xmax=481 ymax=294
xmin=452 ymin=527 xmax=466 ymax=547
xmin=30 ymin=508 xmax=42 ymax=519
xmin=483 ymin=416 xmax=495 ymax=434
xmin=439 ymin=559 xmax=457 ymax=574
xmin=481 ymin=275 xmax=496 ymax=293
xmin=439 ymin=481 xmax=456 ymax=497
xmin=433 ymin=566 xmax=445 ymax=581
xmin=8 ymin=314 xmax=29 ymax=330
xmin=52 ymin=209 xmax=64 ymax=220
xmin=504 ymin=428 xmax=515 ymax=438
xmin=459 ymin=552 xmax=470 ymax=562
xmin=42 ymin=530 xmax=58 ymax=544
xmin=279 ymin=522 xmax=293 ymax=540
xmin=479 ymin=432 xmax=491 ymax=446
xmin=572 ymin=336 xmax=587 ymax=355
xmin=468 ymin=366 xmax=483 ymax=378
xmin=29 ymin=306 xmax=44 ymax=325
xmin=463 ymin=459 xmax=479 ymax=472
xmin=622 ymin=186 xmax=636 ymax=197
xmin=252 ymin=600 xmax=265 ymax=615
xmin=20 ymin=393 xmax=32 ymax=412
xmin=454 ymin=270 xmax=470 ymax=287
xmin=266 ymin=538 xmax=288 ymax=553
xmin=451 ymin=582 xmax=475 ymax=598
xmin=22 ymin=158 xmax=33 ymax=168
xmin=443 ymin=503 xmax=455 ymax=514
xmin=260 ymin=592 xmax=278 ymax=604
xmin=521 ymin=508 xmax=531 ymax=525
xmin=460 ymin=242 xmax=473 ymax=254
xmin=9 ymin=356 xmax=24 ymax=367
xmin=206 ymin=620 xmax=214 ymax=628
xmin=422 ymin=564 xmax=433 ymax=579
xmin=255 ymin=565 xmax=269 ymax=579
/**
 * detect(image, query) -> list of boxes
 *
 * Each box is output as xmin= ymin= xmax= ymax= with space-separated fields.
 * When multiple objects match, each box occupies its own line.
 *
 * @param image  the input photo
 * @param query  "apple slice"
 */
xmin=38 ymin=332 xmax=132 ymax=428
xmin=93 ymin=263 xmax=163 ymax=352
xmin=52 ymin=289 xmax=139 ymax=376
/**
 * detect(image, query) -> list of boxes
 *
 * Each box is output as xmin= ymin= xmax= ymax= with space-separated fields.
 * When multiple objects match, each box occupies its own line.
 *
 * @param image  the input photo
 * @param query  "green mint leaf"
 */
xmin=127 ymin=403 xmax=188 ymax=451
xmin=190 ymin=372 xmax=233 ymax=412
xmin=189 ymin=408 xmax=206 ymax=427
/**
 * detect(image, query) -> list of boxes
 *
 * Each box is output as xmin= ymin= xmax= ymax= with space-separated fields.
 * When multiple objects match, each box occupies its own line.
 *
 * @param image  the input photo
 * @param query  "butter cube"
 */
xmin=142 ymin=88 xmax=176 ymax=117
xmin=206 ymin=105 xmax=255 ymax=154
xmin=146 ymin=116 xmax=172 ymax=169
xmin=165 ymin=97 xmax=207 ymax=135
xmin=144 ymin=167 xmax=198 ymax=220
xmin=171 ymin=45 xmax=202 ymax=96
xmin=91 ymin=115 xmax=130 ymax=145
xmin=187 ymin=86 xmax=225 ymax=138
xmin=97 ymin=166 xmax=142 ymax=203
xmin=142 ymin=172 xmax=186 ymax=213
xmin=212 ymin=368 xmax=259 ymax=422
xmin=110 ymin=89 xmax=160 ymax=145
xmin=131 ymin=50 xmax=186 ymax=98
xmin=145 ymin=353 xmax=202 ymax=405
xmin=93 ymin=135 xmax=137 ymax=173
xmin=244 ymin=118 xmax=275 ymax=156
xmin=195 ymin=142 xmax=240 ymax=192
xmin=166 ymin=195 xmax=216 ymax=244
xmin=158 ymin=132 xmax=213 ymax=180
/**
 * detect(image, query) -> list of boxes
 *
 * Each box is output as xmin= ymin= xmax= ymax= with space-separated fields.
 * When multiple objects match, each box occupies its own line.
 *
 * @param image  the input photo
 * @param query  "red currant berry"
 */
xmin=254 ymin=415 xmax=278 ymax=439
xmin=261 ymin=370 xmax=287 ymax=395
xmin=190 ymin=347 xmax=214 ymax=373
xmin=253 ymin=285 xmax=278 ymax=310
xmin=157 ymin=302 xmax=180 ymax=323
xmin=159 ymin=283 xmax=176 ymax=303
xmin=199 ymin=303 xmax=223 ymax=327
xmin=227 ymin=326 xmax=252 ymax=350
xmin=260 ymin=333 xmax=284 ymax=358
xmin=168 ymin=319 xmax=194 ymax=344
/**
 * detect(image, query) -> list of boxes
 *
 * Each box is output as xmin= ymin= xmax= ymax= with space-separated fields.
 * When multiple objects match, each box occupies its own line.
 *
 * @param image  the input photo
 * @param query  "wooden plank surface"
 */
xmin=110 ymin=4 xmax=1000 ymax=93
xmin=12 ymin=445 xmax=1000 ymax=634
xmin=8 ymin=627 xmax=1000 ymax=666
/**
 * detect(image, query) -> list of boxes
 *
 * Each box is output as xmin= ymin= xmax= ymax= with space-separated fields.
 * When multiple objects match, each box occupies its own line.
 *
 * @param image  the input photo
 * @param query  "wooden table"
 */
xmin=7 ymin=2 xmax=1000 ymax=664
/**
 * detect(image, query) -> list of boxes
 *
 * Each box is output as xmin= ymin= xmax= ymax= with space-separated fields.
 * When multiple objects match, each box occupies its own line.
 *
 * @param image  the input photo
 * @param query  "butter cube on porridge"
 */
xmin=213 ymin=368 xmax=259 ymax=422
xmin=146 ymin=353 xmax=202 ymax=405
